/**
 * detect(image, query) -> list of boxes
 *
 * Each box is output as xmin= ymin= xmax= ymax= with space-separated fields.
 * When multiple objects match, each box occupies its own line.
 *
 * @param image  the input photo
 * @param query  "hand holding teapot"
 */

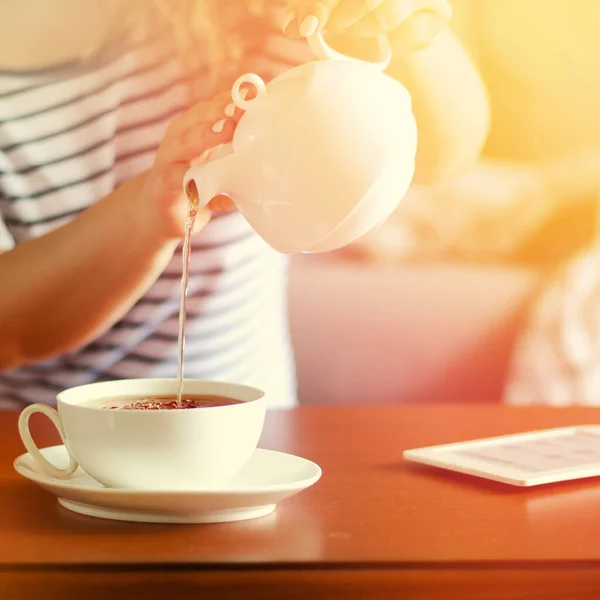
xmin=184 ymin=30 xmax=419 ymax=254
xmin=283 ymin=0 xmax=452 ymax=53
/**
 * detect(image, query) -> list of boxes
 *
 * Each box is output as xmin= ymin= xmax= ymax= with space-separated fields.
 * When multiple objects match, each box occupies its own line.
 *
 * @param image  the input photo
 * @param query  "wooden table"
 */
xmin=4 ymin=405 xmax=600 ymax=599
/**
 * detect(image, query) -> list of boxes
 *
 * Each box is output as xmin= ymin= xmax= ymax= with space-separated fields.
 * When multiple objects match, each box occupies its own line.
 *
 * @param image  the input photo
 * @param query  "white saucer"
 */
xmin=14 ymin=445 xmax=322 ymax=524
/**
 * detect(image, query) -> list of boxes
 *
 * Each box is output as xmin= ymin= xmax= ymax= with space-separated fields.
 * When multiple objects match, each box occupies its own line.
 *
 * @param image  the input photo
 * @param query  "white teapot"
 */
xmin=184 ymin=33 xmax=417 ymax=254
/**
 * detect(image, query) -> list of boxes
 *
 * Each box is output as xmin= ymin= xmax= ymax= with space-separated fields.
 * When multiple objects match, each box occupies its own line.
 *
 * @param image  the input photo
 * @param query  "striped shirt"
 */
xmin=0 ymin=6 xmax=313 ymax=409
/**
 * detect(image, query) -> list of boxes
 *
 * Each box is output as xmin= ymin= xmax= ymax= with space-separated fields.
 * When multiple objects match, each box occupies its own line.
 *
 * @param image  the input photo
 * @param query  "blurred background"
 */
xmin=290 ymin=0 xmax=600 ymax=406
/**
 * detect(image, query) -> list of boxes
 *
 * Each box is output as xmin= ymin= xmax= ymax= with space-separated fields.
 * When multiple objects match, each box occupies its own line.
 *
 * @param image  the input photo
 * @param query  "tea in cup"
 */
xmin=18 ymin=379 xmax=266 ymax=490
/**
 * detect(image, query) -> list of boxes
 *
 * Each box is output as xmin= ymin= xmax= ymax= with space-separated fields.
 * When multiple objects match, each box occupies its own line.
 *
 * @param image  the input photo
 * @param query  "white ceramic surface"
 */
xmin=18 ymin=379 xmax=266 ymax=491
xmin=184 ymin=31 xmax=417 ymax=254
xmin=14 ymin=445 xmax=322 ymax=523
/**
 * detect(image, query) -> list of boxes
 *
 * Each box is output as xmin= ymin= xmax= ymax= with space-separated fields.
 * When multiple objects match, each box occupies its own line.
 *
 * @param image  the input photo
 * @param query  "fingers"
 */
xmin=344 ymin=0 xmax=450 ymax=38
xmin=156 ymin=94 xmax=246 ymax=168
xmin=327 ymin=0 xmax=385 ymax=32
xmin=151 ymin=86 xmax=252 ymax=230
xmin=159 ymin=86 xmax=251 ymax=167
xmin=169 ymin=86 xmax=251 ymax=139
xmin=284 ymin=0 xmax=451 ymax=40
xmin=155 ymin=117 xmax=237 ymax=167
xmin=165 ymin=91 xmax=230 ymax=139
xmin=284 ymin=0 xmax=341 ymax=38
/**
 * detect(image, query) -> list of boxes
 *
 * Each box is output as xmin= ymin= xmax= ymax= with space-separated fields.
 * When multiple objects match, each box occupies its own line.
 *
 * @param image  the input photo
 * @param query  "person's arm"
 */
xmin=0 ymin=174 xmax=176 ymax=370
xmin=350 ymin=148 xmax=600 ymax=263
xmin=386 ymin=27 xmax=490 ymax=185
xmin=0 ymin=93 xmax=236 ymax=371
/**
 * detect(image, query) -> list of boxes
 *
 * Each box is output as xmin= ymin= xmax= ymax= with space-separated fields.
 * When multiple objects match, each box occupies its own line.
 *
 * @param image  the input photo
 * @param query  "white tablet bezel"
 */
xmin=403 ymin=426 xmax=600 ymax=486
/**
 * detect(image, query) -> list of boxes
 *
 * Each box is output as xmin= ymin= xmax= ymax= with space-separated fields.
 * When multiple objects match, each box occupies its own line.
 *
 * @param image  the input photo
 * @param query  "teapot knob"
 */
xmin=307 ymin=31 xmax=392 ymax=71
xmin=232 ymin=73 xmax=268 ymax=111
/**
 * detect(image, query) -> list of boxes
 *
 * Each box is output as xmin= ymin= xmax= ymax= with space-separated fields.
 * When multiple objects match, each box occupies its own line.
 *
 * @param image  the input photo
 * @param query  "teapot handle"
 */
xmin=231 ymin=73 xmax=268 ymax=111
xmin=307 ymin=31 xmax=392 ymax=71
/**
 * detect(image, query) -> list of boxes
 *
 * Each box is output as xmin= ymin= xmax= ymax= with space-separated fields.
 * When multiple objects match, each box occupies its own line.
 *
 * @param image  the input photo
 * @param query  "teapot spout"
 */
xmin=183 ymin=143 xmax=237 ymax=209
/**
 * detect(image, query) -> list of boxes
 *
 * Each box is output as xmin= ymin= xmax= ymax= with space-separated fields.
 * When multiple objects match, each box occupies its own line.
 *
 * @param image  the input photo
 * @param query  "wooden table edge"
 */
xmin=3 ymin=565 xmax=600 ymax=600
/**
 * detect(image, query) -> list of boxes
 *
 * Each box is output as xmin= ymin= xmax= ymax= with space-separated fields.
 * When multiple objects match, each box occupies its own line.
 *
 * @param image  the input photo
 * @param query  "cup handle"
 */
xmin=307 ymin=30 xmax=392 ymax=71
xmin=18 ymin=404 xmax=79 ymax=479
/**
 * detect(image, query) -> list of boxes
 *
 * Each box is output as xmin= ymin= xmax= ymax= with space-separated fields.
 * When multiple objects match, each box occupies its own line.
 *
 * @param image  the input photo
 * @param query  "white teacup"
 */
xmin=18 ymin=379 xmax=266 ymax=491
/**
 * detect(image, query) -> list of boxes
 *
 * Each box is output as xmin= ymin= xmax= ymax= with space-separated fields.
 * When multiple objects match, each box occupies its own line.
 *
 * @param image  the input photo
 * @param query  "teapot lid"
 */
xmin=307 ymin=31 xmax=392 ymax=71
